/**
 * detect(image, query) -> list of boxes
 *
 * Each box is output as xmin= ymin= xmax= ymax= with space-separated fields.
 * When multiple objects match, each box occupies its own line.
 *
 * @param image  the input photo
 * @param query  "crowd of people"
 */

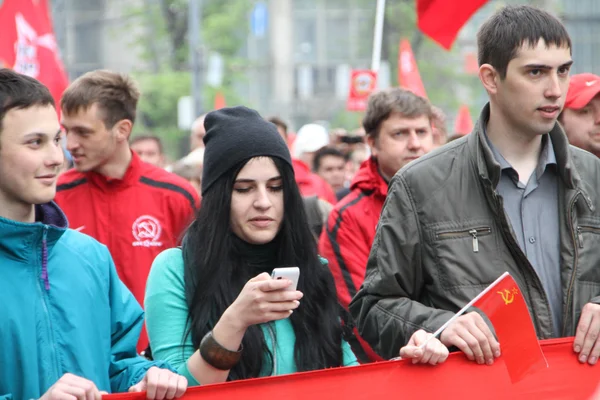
xmin=1 ymin=4 xmax=600 ymax=400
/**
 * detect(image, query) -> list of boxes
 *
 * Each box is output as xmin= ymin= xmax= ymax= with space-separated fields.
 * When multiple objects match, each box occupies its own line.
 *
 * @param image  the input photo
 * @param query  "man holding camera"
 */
xmin=318 ymin=88 xmax=435 ymax=362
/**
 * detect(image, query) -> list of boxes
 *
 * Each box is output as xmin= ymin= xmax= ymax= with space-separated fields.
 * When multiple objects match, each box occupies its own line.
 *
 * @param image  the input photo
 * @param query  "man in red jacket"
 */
xmin=319 ymin=88 xmax=435 ymax=361
xmin=55 ymin=70 xmax=200 ymax=353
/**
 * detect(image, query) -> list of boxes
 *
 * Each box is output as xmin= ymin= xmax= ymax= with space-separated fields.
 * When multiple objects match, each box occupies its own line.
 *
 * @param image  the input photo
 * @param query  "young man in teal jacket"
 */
xmin=0 ymin=69 xmax=187 ymax=399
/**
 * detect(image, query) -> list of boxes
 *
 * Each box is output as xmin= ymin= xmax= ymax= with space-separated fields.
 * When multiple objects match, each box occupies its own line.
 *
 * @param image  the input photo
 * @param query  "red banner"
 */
xmin=417 ymin=0 xmax=489 ymax=50
xmin=346 ymin=69 xmax=377 ymax=112
xmin=397 ymin=39 xmax=427 ymax=98
xmin=0 ymin=0 xmax=69 ymax=106
xmin=105 ymin=338 xmax=599 ymax=400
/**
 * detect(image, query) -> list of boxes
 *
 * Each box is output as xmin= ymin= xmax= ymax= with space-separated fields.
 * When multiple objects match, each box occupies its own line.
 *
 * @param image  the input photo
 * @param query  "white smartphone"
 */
xmin=271 ymin=267 xmax=300 ymax=291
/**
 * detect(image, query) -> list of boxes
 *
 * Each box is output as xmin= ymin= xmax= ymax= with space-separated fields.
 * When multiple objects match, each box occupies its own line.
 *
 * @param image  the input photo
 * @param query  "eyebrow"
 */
xmin=234 ymin=176 xmax=282 ymax=183
xmin=23 ymin=129 xmax=62 ymax=139
xmin=61 ymin=123 xmax=92 ymax=131
xmin=523 ymin=60 xmax=573 ymax=70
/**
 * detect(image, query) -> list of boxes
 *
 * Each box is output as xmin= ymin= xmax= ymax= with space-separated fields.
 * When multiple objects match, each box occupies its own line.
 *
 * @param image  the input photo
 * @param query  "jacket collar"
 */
xmin=470 ymin=103 xmax=583 ymax=192
xmin=350 ymin=157 xmax=388 ymax=199
xmin=0 ymin=202 xmax=68 ymax=260
xmin=87 ymin=150 xmax=142 ymax=190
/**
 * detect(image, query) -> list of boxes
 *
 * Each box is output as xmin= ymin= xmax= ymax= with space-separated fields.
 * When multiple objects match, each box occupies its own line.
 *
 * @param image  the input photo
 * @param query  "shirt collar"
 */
xmin=483 ymin=127 xmax=556 ymax=179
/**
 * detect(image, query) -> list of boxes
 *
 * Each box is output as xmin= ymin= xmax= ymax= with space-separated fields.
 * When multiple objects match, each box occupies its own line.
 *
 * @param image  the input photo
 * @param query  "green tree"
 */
xmin=123 ymin=0 xmax=252 ymax=158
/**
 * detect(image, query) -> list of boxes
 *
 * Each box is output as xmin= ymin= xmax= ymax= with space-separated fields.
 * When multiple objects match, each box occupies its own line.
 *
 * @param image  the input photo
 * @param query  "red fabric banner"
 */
xmin=0 ymin=0 xmax=69 ymax=106
xmin=471 ymin=272 xmax=547 ymax=382
xmin=397 ymin=39 xmax=427 ymax=98
xmin=105 ymin=338 xmax=599 ymax=400
xmin=346 ymin=70 xmax=377 ymax=112
xmin=417 ymin=0 xmax=489 ymax=50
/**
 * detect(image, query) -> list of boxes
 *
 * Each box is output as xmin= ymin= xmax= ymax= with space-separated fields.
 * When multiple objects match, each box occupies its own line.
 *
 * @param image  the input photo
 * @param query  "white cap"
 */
xmin=292 ymin=123 xmax=329 ymax=158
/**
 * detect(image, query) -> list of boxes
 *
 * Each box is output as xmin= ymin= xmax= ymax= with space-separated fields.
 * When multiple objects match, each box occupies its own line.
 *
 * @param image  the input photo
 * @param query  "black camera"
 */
xmin=339 ymin=135 xmax=364 ymax=144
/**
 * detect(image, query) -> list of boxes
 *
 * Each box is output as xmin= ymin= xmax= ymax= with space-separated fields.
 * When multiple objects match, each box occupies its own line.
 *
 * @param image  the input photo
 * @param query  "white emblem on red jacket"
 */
xmin=132 ymin=215 xmax=163 ymax=247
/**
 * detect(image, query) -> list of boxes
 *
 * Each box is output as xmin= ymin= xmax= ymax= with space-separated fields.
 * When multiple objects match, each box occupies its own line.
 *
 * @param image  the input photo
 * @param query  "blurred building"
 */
xmin=50 ymin=0 xmax=146 ymax=79
xmin=47 ymin=0 xmax=599 ymax=133
xmin=244 ymin=0 xmax=387 ymax=130
xmin=561 ymin=0 xmax=600 ymax=75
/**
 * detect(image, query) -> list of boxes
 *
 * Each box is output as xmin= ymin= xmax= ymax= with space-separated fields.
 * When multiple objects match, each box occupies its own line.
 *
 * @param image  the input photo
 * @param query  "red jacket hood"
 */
xmin=350 ymin=157 xmax=388 ymax=199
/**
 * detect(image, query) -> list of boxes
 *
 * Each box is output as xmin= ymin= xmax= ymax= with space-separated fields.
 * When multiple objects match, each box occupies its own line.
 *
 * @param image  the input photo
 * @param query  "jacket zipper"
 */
xmin=38 ymin=225 xmax=59 ymax=381
xmin=575 ymin=225 xmax=600 ymax=248
xmin=266 ymin=323 xmax=277 ymax=375
xmin=563 ymin=192 xmax=593 ymax=336
xmin=436 ymin=227 xmax=491 ymax=253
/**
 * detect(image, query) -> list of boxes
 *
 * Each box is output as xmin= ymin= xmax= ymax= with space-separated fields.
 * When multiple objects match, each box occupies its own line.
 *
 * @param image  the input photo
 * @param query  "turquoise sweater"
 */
xmin=145 ymin=248 xmax=358 ymax=385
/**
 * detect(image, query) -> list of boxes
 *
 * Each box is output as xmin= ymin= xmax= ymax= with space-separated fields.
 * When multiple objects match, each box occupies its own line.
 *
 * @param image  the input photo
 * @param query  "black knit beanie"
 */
xmin=201 ymin=106 xmax=293 ymax=195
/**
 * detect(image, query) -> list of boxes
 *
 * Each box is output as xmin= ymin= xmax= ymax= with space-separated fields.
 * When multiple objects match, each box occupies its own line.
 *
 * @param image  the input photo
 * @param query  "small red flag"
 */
xmin=417 ymin=0 xmax=489 ymax=50
xmin=0 ymin=0 xmax=69 ymax=107
xmin=213 ymin=91 xmax=226 ymax=110
xmin=454 ymin=104 xmax=474 ymax=136
xmin=346 ymin=69 xmax=377 ymax=112
xmin=398 ymin=39 xmax=428 ymax=99
xmin=471 ymin=272 xmax=547 ymax=383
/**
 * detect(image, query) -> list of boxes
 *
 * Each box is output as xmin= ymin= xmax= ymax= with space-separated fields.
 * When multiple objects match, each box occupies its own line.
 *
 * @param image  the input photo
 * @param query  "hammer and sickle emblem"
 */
xmin=497 ymin=288 xmax=519 ymax=305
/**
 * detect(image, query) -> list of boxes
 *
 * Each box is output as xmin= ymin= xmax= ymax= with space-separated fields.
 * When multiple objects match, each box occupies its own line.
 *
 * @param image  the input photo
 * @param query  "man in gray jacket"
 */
xmin=350 ymin=4 xmax=600 ymax=367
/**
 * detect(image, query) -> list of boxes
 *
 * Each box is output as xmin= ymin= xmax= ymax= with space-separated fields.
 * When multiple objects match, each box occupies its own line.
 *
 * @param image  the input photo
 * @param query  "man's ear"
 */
xmin=366 ymin=134 xmax=378 ymax=157
xmin=114 ymin=119 xmax=133 ymax=142
xmin=479 ymin=64 xmax=500 ymax=95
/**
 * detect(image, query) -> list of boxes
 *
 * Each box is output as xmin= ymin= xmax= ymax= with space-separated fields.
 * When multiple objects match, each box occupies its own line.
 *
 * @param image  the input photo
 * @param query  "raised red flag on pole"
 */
xmin=0 ymin=0 xmax=69 ymax=106
xmin=346 ymin=69 xmax=377 ymax=111
xmin=454 ymin=104 xmax=474 ymax=136
xmin=417 ymin=0 xmax=489 ymax=50
xmin=397 ymin=39 xmax=427 ymax=98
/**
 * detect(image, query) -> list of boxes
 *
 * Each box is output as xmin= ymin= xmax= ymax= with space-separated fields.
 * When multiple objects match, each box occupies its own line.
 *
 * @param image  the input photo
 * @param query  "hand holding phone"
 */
xmin=271 ymin=267 xmax=300 ymax=291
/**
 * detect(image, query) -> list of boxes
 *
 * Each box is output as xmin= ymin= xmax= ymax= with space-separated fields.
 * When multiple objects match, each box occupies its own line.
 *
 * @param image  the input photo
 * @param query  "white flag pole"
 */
xmin=371 ymin=0 xmax=386 ymax=73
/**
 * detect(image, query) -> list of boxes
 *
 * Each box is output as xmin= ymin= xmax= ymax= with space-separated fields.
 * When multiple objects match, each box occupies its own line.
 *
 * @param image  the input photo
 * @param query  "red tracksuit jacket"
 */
xmin=55 ymin=151 xmax=200 ymax=352
xmin=318 ymin=157 xmax=388 ymax=362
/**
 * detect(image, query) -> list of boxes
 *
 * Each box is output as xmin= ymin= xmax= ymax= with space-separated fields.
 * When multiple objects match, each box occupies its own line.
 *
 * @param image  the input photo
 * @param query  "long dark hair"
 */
xmin=183 ymin=156 xmax=345 ymax=380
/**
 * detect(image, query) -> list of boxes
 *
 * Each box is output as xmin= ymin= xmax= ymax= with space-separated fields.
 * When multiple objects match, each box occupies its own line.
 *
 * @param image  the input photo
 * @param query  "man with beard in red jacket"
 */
xmin=319 ymin=88 xmax=435 ymax=362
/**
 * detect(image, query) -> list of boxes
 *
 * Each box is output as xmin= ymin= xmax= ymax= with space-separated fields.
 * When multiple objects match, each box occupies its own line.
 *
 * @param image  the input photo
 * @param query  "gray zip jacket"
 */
xmin=349 ymin=104 xmax=600 ymax=359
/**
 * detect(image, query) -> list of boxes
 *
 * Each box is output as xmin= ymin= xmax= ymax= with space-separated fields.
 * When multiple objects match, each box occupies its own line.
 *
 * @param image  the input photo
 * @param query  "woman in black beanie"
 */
xmin=144 ymin=106 xmax=448 ymax=386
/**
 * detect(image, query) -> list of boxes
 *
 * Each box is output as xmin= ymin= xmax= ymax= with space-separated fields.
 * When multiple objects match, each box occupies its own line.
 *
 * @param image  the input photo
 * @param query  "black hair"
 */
xmin=313 ymin=146 xmax=345 ymax=172
xmin=477 ymin=5 xmax=571 ymax=79
xmin=183 ymin=156 xmax=345 ymax=381
xmin=0 ymin=68 xmax=55 ymax=136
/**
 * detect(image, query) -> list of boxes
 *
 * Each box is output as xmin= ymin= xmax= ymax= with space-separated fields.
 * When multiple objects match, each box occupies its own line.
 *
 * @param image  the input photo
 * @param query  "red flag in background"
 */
xmin=464 ymin=51 xmax=479 ymax=75
xmin=454 ymin=104 xmax=474 ymax=136
xmin=346 ymin=69 xmax=377 ymax=111
xmin=417 ymin=0 xmax=489 ymax=50
xmin=471 ymin=272 xmax=547 ymax=383
xmin=0 ymin=0 xmax=69 ymax=106
xmin=398 ymin=39 xmax=428 ymax=98
xmin=213 ymin=91 xmax=226 ymax=110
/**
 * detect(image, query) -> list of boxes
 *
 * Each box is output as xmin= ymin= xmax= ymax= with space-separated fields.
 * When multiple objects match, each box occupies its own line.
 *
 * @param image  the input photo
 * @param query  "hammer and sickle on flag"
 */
xmin=497 ymin=288 xmax=519 ymax=305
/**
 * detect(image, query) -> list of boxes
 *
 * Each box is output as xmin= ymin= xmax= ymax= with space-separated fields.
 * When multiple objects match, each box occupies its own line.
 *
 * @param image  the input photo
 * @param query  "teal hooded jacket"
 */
xmin=0 ymin=203 xmax=173 ymax=399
